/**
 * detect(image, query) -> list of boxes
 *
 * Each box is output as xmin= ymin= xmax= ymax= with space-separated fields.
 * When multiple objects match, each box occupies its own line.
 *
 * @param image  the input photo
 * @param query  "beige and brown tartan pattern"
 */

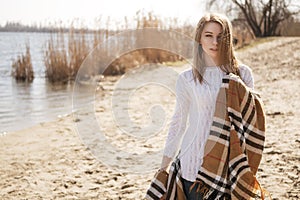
xmin=196 ymin=74 xmax=267 ymax=199
xmin=165 ymin=158 xmax=186 ymax=200
xmin=145 ymin=158 xmax=186 ymax=200
xmin=145 ymin=169 xmax=169 ymax=200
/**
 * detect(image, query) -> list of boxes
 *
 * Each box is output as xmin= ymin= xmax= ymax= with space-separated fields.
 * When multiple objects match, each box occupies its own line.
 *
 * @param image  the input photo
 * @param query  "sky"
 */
xmin=0 ymin=0 xmax=212 ymax=28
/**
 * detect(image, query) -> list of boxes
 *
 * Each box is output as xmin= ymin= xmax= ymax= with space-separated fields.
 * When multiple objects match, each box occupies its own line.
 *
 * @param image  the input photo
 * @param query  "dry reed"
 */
xmin=44 ymin=32 xmax=69 ymax=83
xmin=44 ymin=28 xmax=90 ymax=83
xmin=11 ymin=44 xmax=34 ymax=82
xmin=101 ymin=12 xmax=192 ymax=75
xmin=43 ymin=11 xmax=256 ymax=83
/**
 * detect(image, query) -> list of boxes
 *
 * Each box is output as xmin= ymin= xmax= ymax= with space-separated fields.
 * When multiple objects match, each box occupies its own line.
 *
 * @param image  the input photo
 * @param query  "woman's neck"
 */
xmin=204 ymin=54 xmax=220 ymax=67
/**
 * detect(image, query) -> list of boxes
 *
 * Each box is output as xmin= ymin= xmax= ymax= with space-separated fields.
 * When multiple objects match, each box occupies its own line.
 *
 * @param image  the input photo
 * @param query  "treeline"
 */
xmin=0 ymin=21 xmax=99 ymax=33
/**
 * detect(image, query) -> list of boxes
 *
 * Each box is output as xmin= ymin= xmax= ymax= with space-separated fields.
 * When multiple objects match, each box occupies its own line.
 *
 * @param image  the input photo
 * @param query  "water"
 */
xmin=0 ymin=32 xmax=79 ymax=133
xmin=0 ymin=30 xmax=192 ymax=133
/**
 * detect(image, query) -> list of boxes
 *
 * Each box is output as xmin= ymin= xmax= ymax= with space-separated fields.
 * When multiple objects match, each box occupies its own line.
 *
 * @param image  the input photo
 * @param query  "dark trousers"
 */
xmin=182 ymin=178 xmax=203 ymax=200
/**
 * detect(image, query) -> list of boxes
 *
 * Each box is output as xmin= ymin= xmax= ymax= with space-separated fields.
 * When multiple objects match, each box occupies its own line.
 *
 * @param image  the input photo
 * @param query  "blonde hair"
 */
xmin=193 ymin=13 xmax=239 ymax=84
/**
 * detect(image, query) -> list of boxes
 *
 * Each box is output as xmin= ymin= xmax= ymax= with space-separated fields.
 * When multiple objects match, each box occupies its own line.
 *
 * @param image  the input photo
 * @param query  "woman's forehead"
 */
xmin=202 ymin=22 xmax=222 ymax=34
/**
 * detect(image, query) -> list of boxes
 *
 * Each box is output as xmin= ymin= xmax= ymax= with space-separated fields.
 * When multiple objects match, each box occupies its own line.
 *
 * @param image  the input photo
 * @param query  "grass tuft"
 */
xmin=11 ymin=44 xmax=34 ymax=82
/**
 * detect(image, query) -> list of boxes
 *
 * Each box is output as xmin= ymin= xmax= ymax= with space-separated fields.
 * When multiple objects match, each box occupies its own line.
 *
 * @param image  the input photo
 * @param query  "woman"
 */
xmin=160 ymin=13 xmax=254 ymax=199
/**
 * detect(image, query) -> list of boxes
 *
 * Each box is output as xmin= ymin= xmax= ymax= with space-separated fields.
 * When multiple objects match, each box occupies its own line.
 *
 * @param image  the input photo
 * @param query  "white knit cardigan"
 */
xmin=163 ymin=64 xmax=254 ymax=181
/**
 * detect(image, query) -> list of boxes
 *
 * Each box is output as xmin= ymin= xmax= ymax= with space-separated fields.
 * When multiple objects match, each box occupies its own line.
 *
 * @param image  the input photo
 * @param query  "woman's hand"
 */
xmin=160 ymin=156 xmax=172 ymax=171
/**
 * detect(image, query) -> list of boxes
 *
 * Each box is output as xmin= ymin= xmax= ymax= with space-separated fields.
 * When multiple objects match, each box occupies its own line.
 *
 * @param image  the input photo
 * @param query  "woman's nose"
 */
xmin=213 ymin=37 xmax=218 ymax=45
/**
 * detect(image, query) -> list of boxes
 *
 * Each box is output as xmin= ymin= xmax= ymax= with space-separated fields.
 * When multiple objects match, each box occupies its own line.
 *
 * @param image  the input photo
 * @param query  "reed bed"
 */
xmin=43 ymin=11 xmax=255 ymax=83
xmin=44 ymin=33 xmax=68 ymax=83
xmin=100 ymin=12 xmax=193 ymax=76
xmin=44 ymin=28 xmax=90 ymax=83
xmin=44 ymin=12 xmax=194 ymax=82
xmin=11 ymin=44 xmax=34 ymax=82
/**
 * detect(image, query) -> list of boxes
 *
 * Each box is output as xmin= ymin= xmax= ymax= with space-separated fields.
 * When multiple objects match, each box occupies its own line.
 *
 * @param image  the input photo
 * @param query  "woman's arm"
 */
xmin=160 ymin=156 xmax=173 ymax=171
xmin=160 ymin=73 xmax=191 ymax=170
xmin=239 ymin=64 xmax=254 ymax=89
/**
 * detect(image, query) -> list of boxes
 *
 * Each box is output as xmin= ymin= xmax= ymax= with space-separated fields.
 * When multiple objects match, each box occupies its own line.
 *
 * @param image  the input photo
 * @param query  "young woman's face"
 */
xmin=200 ymin=22 xmax=222 ymax=65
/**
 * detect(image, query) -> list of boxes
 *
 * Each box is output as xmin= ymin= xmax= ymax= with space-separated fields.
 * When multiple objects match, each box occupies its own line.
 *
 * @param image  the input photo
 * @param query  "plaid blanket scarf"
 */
xmin=146 ymin=74 xmax=268 ymax=200
xmin=196 ymin=74 xmax=267 ymax=199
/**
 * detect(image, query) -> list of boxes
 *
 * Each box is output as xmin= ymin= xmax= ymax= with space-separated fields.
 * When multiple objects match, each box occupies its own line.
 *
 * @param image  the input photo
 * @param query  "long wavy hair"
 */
xmin=192 ymin=13 xmax=239 ymax=84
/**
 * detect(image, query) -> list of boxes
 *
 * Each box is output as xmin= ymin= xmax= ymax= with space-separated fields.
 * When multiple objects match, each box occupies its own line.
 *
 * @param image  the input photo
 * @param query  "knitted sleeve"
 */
xmin=163 ymin=73 xmax=190 ymax=158
xmin=239 ymin=64 xmax=254 ymax=89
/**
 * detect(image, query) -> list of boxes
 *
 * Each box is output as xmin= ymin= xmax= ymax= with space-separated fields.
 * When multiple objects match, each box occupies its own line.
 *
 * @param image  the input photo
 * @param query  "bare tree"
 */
xmin=208 ymin=0 xmax=300 ymax=37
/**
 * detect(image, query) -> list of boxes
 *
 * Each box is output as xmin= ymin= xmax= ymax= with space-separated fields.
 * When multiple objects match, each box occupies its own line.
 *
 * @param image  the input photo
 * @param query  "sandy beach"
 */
xmin=0 ymin=37 xmax=299 ymax=199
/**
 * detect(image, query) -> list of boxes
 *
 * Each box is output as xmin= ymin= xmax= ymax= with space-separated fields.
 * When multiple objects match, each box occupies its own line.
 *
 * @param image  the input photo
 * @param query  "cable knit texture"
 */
xmin=163 ymin=64 xmax=254 ymax=181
